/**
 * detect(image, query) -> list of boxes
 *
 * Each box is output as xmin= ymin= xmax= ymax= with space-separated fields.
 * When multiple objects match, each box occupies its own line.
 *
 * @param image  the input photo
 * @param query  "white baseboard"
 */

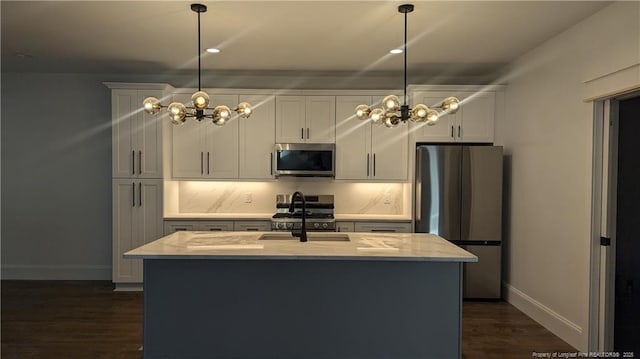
xmin=503 ymin=283 xmax=584 ymax=350
xmin=0 ymin=264 xmax=111 ymax=280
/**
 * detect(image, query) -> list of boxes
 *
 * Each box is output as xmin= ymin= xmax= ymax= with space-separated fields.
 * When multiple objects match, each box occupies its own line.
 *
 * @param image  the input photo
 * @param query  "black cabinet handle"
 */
xmin=132 ymin=150 xmax=135 ymax=175
xmin=245 ymin=228 xmax=260 ymax=231
xmin=301 ymin=128 xmax=304 ymax=140
xmin=306 ymin=127 xmax=310 ymax=139
xmin=175 ymin=227 xmax=188 ymax=231
xmin=270 ymin=152 xmax=273 ymax=175
xmin=451 ymin=126 xmax=454 ymax=138
xmin=457 ymin=125 xmax=461 ymax=138
xmin=373 ymin=153 xmax=376 ymax=177
xmin=138 ymin=151 xmax=142 ymax=175
xmin=132 ymin=182 xmax=135 ymax=207
xmin=366 ymin=154 xmax=370 ymax=177
xmin=207 ymin=152 xmax=210 ymax=175
xmin=200 ymin=152 xmax=204 ymax=175
xmin=371 ymin=229 xmax=396 ymax=233
xmin=208 ymin=228 xmax=223 ymax=231
xmin=138 ymin=182 xmax=142 ymax=206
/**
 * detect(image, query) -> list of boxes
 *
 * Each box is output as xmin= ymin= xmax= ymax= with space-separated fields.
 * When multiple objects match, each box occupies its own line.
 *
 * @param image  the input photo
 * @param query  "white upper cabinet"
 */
xmin=111 ymin=89 xmax=164 ymax=178
xmin=276 ymin=96 xmax=335 ymax=143
xmin=411 ymin=90 xmax=495 ymax=143
xmin=335 ymin=96 xmax=408 ymax=181
xmin=239 ymin=94 xmax=276 ymax=179
xmin=172 ymin=93 xmax=239 ymax=179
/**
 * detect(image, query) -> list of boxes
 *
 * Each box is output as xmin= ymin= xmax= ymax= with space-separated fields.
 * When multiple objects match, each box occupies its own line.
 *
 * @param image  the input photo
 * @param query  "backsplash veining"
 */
xmin=168 ymin=181 xmax=409 ymax=216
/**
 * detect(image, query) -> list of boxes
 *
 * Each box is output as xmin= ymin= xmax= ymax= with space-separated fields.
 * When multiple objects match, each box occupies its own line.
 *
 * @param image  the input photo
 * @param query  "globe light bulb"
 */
xmin=441 ymin=97 xmax=460 ymax=114
xmin=212 ymin=105 xmax=231 ymax=126
xmin=370 ymin=108 xmax=385 ymax=125
xmin=191 ymin=91 xmax=210 ymax=110
xmin=384 ymin=114 xmax=400 ymax=128
xmin=142 ymin=97 xmax=161 ymax=114
xmin=426 ymin=109 xmax=440 ymax=126
xmin=235 ymin=102 xmax=252 ymax=118
xmin=167 ymin=102 xmax=187 ymax=125
xmin=410 ymin=104 xmax=429 ymax=122
xmin=355 ymin=104 xmax=371 ymax=121
xmin=382 ymin=95 xmax=401 ymax=112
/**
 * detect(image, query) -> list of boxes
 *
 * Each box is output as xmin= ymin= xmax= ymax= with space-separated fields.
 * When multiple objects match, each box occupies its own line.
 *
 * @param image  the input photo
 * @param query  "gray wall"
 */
xmin=1 ymin=73 xmax=113 ymax=279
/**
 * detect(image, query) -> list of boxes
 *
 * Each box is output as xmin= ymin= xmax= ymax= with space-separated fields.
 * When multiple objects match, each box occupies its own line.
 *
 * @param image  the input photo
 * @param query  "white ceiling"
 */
xmin=1 ymin=1 xmax=610 ymax=78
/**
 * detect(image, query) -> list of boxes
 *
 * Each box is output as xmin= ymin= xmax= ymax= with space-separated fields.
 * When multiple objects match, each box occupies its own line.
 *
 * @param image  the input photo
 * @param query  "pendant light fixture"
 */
xmin=355 ymin=4 xmax=460 ymax=128
xmin=142 ymin=3 xmax=252 ymax=125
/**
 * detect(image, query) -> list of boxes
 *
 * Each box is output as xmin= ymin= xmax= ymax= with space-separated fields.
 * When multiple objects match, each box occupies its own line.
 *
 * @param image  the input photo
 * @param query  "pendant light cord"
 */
xmin=197 ymin=9 xmax=202 ymax=91
xmin=403 ymin=9 xmax=408 ymax=106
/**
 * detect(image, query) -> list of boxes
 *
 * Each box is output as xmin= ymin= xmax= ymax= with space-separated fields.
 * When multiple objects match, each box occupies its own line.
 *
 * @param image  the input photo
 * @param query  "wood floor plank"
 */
xmin=1 ymin=280 xmax=575 ymax=358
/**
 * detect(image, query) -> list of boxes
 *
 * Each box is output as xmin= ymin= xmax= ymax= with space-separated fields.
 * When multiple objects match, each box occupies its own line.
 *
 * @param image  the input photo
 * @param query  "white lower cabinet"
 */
xmin=112 ymin=179 xmax=163 ymax=284
xmin=163 ymin=220 xmax=271 ymax=235
xmin=336 ymin=221 xmax=355 ymax=232
xmin=335 ymin=96 xmax=408 ymax=181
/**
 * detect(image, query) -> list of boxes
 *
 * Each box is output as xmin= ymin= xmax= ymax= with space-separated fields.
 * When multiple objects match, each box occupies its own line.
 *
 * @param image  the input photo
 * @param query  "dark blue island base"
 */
xmin=143 ymin=259 xmax=463 ymax=359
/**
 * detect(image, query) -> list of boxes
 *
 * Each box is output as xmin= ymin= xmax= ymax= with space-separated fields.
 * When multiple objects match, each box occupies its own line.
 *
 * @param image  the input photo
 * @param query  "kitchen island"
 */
xmin=125 ymin=231 xmax=477 ymax=359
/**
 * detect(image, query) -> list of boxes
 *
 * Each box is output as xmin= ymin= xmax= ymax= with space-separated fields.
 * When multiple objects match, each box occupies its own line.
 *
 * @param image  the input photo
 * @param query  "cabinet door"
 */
xmin=136 ymin=180 xmax=164 ymax=247
xmin=371 ymin=122 xmax=408 ymax=181
xmin=275 ymin=96 xmax=306 ymax=143
xmin=335 ymin=96 xmax=372 ymax=180
xmin=459 ymin=91 xmax=495 ymax=143
xmin=306 ymin=96 xmax=335 ymax=143
xmin=112 ymin=180 xmax=138 ymax=282
xmin=112 ymin=90 xmax=138 ymax=178
xmin=205 ymin=95 xmax=239 ymax=178
xmin=172 ymin=93 xmax=207 ymax=178
xmin=410 ymin=92 xmax=460 ymax=142
xmin=239 ymin=95 xmax=275 ymax=179
xmin=136 ymin=90 xmax=164 ymax=178
xmin=113 ymin=179 xmax=163 ymax=284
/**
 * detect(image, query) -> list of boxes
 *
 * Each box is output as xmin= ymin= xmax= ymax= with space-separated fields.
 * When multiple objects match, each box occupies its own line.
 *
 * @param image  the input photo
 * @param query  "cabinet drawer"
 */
xmin=354 ymin=222 xmax=412 ymax=233
xmin=164 ymin=221 xmax=197 ymax=235
xmin=336 ymin=221 xmax=355 ymax=232
xmin=234 ymin=220 xmax=271 ymax=232
xmin=197 ymin=221 xmax=234 ymax=232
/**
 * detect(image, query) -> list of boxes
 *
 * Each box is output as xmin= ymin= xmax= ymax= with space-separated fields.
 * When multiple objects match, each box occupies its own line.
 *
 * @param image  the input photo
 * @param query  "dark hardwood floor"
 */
xmin=1 ymin=280 xmax=575 ymax=358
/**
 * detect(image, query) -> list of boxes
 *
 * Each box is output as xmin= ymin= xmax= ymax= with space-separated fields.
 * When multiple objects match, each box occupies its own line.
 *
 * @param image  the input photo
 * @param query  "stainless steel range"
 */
xmin=271 ymin=194 xmax=336 ymax=231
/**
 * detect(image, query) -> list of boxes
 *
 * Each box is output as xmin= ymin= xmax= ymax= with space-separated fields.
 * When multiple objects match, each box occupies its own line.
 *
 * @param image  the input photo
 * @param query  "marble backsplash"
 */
xmin=165 ymin=180 xmax=410 ymax=216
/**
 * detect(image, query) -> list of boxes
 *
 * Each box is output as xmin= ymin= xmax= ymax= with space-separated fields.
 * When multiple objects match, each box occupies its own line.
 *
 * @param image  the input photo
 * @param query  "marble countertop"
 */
xmin=124 ymin=231 xmax=477 ymax=262
xmin=164 ymin=213 xmax=412 ymax=221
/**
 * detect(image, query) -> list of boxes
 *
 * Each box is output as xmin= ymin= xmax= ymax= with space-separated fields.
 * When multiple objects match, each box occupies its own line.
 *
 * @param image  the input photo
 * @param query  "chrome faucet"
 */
xmin=288 ymin=191 xmax=307 ymax=242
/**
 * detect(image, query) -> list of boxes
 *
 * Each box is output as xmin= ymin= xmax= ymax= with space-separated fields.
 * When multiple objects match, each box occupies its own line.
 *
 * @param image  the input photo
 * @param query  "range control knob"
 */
xmin=277 ymin=223 xmax=285 ymax=229
xmin=313 ymin=223 xmax=320 ymax=229
xmin=286 ymin=223 xmax=293 ymax=229
xmin=322 ymin=223 xmax=328 ymax=229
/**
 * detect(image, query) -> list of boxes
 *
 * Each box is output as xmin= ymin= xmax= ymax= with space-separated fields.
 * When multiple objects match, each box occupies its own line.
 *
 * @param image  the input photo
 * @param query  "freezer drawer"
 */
xmin=461 ymin=244 xmax=501 ymax=299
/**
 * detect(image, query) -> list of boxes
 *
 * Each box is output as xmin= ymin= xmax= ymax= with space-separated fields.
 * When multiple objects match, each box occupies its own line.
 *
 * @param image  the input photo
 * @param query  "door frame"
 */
xmin=588 ymin=91 xmax=639 ymax=351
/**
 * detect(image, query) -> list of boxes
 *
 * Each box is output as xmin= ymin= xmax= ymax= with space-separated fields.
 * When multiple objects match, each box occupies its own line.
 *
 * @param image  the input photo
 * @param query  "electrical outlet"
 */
xmin=384 ymin=196 xmax=392 ymax=205
xmin=244 ymin=193 xmax=252 ymax=203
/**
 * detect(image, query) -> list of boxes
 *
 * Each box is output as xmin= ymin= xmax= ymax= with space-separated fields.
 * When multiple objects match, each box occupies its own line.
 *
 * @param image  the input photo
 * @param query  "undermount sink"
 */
xmin=259 ymin=232 xmax=350 ymax=242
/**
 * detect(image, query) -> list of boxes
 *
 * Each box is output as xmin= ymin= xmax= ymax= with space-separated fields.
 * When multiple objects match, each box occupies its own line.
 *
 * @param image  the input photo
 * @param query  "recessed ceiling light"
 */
xmin=206 ymin=48 xmax=220 ymax=53
xmin=390 ymin=49 xmax=403 ymax=54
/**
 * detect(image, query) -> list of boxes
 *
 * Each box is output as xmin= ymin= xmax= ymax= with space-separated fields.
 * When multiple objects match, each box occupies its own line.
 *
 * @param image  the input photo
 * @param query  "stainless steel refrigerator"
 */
xmin=415 ymin=145 xmax=503 ymax=299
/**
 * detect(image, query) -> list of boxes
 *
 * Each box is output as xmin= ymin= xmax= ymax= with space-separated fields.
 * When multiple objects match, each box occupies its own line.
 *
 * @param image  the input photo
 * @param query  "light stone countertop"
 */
xmin=164 ymin=213 xmax=412 ymax=221
xmin=124 ymin=231 xmax=477 ymax=262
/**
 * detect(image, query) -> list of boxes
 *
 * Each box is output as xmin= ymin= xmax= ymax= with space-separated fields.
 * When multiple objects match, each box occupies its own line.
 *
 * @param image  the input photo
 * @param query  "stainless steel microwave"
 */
xmin=273 ymin=143 xmax=335 ymax=177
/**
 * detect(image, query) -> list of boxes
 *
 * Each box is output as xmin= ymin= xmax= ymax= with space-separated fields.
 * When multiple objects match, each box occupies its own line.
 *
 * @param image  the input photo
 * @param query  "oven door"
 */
xmin=274 ymin=143 xmax=335 ymax=177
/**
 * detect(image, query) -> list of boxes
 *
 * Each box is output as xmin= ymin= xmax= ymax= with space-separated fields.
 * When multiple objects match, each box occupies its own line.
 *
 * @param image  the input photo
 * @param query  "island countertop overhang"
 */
xmin=124 ymin=231 xmax=478 ymax=262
